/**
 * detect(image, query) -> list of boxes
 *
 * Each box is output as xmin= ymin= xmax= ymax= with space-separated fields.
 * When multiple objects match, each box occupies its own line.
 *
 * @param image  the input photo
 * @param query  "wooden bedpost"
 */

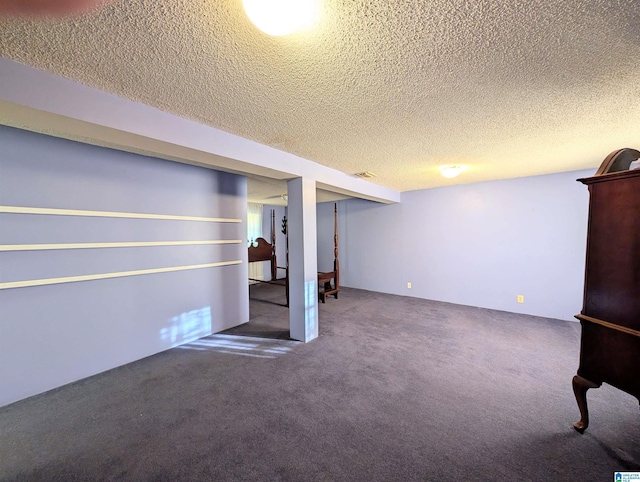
xmin=333 ymin=203 xmax=339 ymax=297
xmin=318 ymin=202 xmax=340 ymax=303
xmin=270 ymin=209 xmax=277 ymax=281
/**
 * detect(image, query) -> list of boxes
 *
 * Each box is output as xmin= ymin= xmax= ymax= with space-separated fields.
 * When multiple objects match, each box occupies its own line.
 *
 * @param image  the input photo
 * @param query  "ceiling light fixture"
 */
xmin=242 ymin=0 xmax=318 ymax=36
xmin=439 ymin=165 xmax=465 ymax=179
xmin=355 ymin=171 xmax=377 ymax=179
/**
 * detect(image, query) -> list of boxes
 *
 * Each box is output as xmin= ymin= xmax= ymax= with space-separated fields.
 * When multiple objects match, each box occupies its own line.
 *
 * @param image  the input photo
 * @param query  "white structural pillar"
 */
xmin=287 ymin=177 xmax=319 ymax=342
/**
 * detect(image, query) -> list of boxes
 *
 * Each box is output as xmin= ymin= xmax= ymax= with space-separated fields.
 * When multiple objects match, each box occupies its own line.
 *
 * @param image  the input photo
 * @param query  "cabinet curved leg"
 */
xmin=572 ymin=375 xmax=601 ymax=433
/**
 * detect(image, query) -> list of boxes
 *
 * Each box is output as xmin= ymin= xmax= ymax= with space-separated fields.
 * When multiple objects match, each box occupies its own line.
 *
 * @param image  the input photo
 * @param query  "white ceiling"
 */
xmin=1 ymin=0 xmax=639 ymax=204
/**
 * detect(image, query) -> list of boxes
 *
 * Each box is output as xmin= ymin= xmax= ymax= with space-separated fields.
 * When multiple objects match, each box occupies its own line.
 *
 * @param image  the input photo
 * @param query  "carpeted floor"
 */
xmin=223 ymin=281 xmax=291 ymax=340
xmin=1 ymin=286 xmax=639 ymax=481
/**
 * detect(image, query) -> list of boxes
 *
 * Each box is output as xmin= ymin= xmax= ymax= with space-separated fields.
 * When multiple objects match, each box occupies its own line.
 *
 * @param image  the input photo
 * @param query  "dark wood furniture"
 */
xmin=572 ymin=147 xmax=640 ymax=433
xmin=248 ymin=204 xmax=340 ymax=306
xmin=318 ymin=203 xmax=340 ymax=303
xmin=248 ymin=210 xmax=277 ymax=281
xmin=248 ymin=210 xmax=289 ymax=307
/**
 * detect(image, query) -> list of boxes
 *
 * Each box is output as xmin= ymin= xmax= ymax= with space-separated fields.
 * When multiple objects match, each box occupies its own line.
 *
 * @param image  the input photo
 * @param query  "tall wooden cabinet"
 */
xmin=572 ymin=148 xmax=640 ymax=433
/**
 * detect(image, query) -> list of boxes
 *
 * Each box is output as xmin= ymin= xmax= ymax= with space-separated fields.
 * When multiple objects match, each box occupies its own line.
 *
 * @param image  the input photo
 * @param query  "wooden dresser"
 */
xmin=572 ymin=148 xmax=640 ymax=433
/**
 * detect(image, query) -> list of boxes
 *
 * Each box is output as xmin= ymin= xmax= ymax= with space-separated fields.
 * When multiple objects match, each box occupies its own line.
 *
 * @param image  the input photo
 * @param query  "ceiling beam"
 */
xmin=0 ymin=58 xmax=400 ymax=204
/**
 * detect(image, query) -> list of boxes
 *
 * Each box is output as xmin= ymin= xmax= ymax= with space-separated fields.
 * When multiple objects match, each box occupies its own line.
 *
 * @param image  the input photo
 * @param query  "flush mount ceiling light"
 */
xmin=242 ymin=0 xmax=318 ymax=36
xmin=439 ymin=165 xmax=465 ymax=179
xmin=355 ymin=171 xmax=377 ymax=179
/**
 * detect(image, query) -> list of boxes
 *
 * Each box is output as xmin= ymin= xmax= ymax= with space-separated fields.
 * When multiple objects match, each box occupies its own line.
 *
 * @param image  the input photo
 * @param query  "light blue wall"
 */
xmin=0 ymin=126 xmax=249 ymax=407
xmin=334 ymin=200 xmax=405 ymax=293
xmin=335 ymin=170 xmax=594 ymax=321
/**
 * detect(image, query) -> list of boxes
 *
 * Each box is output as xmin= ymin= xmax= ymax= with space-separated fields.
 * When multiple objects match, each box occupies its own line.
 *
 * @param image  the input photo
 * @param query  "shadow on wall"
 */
xmin=161 ymin=307 xmax=212 ymax=347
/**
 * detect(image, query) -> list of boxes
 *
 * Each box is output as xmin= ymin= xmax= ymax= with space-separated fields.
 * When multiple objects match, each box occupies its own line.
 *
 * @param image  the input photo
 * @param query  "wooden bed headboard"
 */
xmin=248 ymin=209 xmax=277 ymax=280
xmin=248 ymin=237 xmax=274 ymax=263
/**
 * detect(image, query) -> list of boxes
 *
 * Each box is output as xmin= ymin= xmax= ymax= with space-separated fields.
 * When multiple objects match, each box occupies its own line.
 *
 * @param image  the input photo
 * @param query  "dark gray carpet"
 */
xmin=223 ymin=281 xmax=290 ymax=340
xmin=1 ymin=286 xmax=639 ymax=481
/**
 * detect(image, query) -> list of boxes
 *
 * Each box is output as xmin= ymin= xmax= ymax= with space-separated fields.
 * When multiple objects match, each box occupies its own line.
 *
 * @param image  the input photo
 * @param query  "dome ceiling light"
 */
xmin=439 ymin=165 xmax=466 ymax=179
xmin=242 ymin=0 xmax=318 ymax=36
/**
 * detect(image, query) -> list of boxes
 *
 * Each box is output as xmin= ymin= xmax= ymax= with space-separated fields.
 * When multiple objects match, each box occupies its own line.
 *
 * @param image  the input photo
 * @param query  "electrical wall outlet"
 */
xmin=407 ymin=282 xmax=412 ymax=289
xmin=517 ymin=295 xmax=524 ymax=303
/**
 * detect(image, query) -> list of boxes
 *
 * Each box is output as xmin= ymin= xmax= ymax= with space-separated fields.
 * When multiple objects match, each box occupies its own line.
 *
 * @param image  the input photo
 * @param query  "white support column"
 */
xmin=287 ymin=177 xmax=319 ymax=342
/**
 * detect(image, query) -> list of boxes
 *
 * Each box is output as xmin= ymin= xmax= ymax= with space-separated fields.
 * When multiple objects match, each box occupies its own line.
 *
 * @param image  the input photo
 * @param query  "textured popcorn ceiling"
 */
xmin=1 ymin=0 xmax=639 ymax=199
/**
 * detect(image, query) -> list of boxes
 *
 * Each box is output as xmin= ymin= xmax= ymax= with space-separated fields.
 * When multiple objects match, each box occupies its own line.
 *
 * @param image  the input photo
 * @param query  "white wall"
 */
xmin=334 ymin=170 xmax=594 ymax=320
